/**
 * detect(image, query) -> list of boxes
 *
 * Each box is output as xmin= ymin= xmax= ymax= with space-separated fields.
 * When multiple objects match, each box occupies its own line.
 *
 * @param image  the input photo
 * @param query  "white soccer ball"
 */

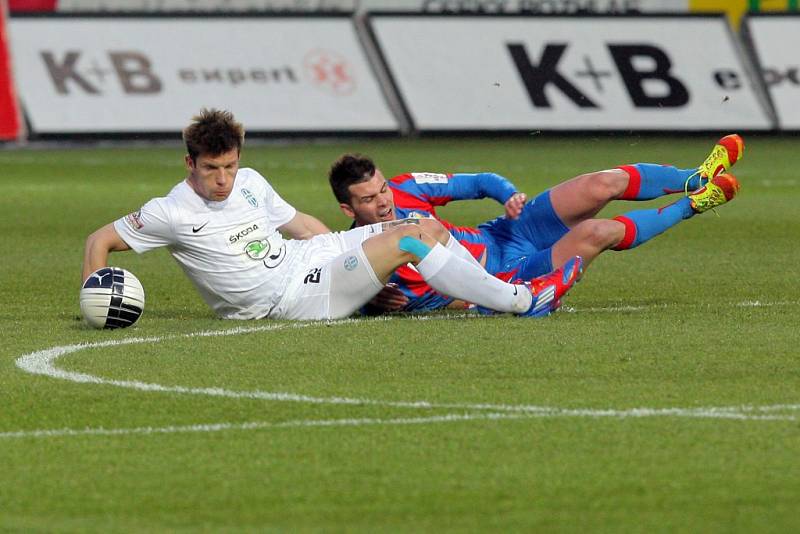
xmin=80 ymin=267 xmax=145 ymax=329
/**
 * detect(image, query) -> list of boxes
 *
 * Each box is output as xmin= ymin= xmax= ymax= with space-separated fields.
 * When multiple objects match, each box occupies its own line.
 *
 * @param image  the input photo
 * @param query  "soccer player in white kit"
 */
xmin=82 ymin=109 xmax=582 ymax=320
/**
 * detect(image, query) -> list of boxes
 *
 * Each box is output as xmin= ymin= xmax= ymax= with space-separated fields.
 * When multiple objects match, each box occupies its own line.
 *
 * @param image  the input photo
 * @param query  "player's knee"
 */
xmin=582 ymin=170 xmax=628 ymax=202
xmin=576 ymin=219 xmax=623 ymax=250
xmin=390 ymin=217 xmax=445 ymax=240
xmin=417 ymin=218 xmax=449 ymax=243
xmin=385 ymin=223 xmax=440 ymax=260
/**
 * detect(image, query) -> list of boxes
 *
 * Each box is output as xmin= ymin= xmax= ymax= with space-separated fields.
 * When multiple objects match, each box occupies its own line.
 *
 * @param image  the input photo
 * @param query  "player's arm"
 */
xmin=278 ymin=211 xmax=330 ymax=240
xmin=398 ymin=172 xmax=525 ymax=218
xmin=445 ymin=172 xmax=527 ymax=219
xmin=365 ymin=283 xmax=409 ymax=313
xmin=82 ymin=223 xmax=131 ymax=283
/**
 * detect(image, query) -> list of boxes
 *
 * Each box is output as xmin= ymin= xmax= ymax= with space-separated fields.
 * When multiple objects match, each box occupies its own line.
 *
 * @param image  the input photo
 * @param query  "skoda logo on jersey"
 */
xmin=241 ymin=188 xmax=258 ymax=207
xmin=245 ymin=239 xmax=271 ymax=260
xmin=229 ymin=223 xmax=259 ymax=243
xmin=343 ymin=255 xmax=358 ymax=271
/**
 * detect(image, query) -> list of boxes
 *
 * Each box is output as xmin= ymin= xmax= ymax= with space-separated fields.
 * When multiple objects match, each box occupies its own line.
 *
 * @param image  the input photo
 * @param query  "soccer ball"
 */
xmin=80 ymin=267 xmax=145 ymax=329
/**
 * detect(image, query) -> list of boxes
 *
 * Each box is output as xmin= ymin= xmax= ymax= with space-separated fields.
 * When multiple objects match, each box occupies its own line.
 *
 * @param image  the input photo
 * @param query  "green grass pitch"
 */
xmin=1 ymin=135 xmax=798 ymax=532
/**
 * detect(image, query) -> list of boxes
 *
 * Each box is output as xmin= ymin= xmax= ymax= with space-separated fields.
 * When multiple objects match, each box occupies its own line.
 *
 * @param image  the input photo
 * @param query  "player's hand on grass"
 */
xmin=369 ymin=283 xmax=408 ymax=311
xmin=504 ymin=192 xmax=527 ymax=219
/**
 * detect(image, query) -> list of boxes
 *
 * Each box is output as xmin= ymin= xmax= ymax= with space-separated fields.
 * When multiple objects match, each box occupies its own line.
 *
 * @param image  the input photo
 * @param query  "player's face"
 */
xmin=186 ymin=149 xmax=239 ymax=202
xmin=341 ymin=170 xmax=395 ymax=225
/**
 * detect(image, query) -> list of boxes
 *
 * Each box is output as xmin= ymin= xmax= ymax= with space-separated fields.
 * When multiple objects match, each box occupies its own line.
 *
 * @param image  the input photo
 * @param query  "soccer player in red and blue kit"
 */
xmin=328 ymin=135 xmax=743 ymax=313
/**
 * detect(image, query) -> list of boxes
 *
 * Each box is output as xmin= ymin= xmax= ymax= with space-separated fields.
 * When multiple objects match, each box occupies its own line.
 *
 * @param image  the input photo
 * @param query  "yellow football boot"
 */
xmin=688 ymin=174 xmax=740 ymax=214
xmin=699 ymin=134 xmax=745 ymax=180
xmin=685 ymin=134 xmax=744 ymax=195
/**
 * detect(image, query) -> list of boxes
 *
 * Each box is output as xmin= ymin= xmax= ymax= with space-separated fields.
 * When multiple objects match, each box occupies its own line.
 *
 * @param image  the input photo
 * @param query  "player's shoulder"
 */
xmin=235 ymin=167 xmax=274 ymax=192
xmin=390 ymin=172 xmax=449 ymax=186
xmin=410 ymin=172 xmax=449 ymax=184
xmin=120 ymin=193 xmax=174 ymax=232
xmin=390 ymin=172 xmax=448 ymax=187
xmin=236 ymin=167 xmax=267 ymax=183
xmin=163 ymin=180 xmax=197 ymax=208
xmin=150 ymin=180 xmax=206 ymax=223
xmin=389 ymin=173 xmax=413 ymax=184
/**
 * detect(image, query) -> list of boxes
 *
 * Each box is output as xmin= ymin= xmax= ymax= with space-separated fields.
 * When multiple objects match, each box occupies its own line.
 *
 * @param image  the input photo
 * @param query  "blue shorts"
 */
xmin=480 ymin=190 xmax=569 ymax=281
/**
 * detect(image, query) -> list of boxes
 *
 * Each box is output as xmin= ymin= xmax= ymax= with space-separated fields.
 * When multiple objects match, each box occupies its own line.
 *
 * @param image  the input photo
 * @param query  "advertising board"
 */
xmin=9 ymin=15 xmax=399 ymax=134
xmin=369 ymin=14 xmax=772 ymax=131
xmin=743 ymin=14 xmax=800 ymax=129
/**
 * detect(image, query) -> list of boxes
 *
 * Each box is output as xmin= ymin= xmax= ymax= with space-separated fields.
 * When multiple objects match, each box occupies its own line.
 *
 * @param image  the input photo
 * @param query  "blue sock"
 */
xmin=619 ymin=164 xmax=701 ymax=200
xmin=613 ymin=197 xmax=694 ymax=250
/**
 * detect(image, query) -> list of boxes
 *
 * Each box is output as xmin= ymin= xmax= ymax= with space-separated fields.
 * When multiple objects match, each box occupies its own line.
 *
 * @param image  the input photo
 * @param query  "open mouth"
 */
xmin=378 ymin=207 xmax=393 ymax=221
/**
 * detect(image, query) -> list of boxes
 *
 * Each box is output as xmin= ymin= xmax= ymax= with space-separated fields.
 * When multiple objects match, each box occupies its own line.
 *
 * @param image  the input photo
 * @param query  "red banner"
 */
xmin=8 ymin=0 xmax=57 ymax=12
xmin=0 ymin=0 xmax=22 ymax=140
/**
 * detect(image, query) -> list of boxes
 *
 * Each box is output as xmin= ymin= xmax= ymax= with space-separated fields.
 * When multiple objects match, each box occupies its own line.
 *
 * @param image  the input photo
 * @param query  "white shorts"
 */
xmin=270 ymin=225 xmax=386 ymax=320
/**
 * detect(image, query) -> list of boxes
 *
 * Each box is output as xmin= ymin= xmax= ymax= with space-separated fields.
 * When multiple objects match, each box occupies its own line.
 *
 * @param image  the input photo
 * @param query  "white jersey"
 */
xmin=114 ymin=167 xmax=320 ymax=319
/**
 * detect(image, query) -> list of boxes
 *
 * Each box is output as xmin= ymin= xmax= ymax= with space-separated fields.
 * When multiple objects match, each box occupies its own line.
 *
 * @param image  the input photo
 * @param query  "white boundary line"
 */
xmin=0 ymin=413 xmax=526 ymax=440
xmin=2 ymin=408 xmax=797 ymax=441
xmin=10 ymin=310 xmax=800 ymax=439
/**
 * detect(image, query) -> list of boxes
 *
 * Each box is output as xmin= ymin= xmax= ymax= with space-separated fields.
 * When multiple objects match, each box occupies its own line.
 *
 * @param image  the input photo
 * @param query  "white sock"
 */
xmin=445 ymin=234 xmax=484 ymax=269
xmin=415 ymin=243 xmax=531 ymax=313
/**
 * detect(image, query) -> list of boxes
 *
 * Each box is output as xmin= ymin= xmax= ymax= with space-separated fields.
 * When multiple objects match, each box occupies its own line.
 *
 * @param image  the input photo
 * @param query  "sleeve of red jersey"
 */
xmin=391 ymin=172 xmax=518 ymax=207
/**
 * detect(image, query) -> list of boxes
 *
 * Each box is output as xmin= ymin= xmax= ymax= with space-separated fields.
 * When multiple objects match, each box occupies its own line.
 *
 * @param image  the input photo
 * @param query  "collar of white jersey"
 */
xmin=183 ymin=178 xmax=234 ymax=211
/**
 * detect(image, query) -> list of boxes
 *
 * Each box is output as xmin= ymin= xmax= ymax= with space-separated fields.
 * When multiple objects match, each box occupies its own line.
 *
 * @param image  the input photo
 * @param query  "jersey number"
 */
xmin=303 ymin=268 xmax=322 ymax=284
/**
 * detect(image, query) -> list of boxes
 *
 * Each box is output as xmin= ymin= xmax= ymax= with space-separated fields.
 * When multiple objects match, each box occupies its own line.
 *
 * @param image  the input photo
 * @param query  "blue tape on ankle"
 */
xmin=398 ymin=236 xmax=432 ymax=259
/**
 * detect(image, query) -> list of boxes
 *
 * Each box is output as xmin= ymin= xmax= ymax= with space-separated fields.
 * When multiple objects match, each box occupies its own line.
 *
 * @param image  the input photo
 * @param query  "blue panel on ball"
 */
xmin=83 ymin=267 xmax=116 ymax=289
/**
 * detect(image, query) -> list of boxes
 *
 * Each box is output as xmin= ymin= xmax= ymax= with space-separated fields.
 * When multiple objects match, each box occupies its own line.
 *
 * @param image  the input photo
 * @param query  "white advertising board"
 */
xmin=9 ymin=16 xmax=399 ymax=133
xmin=370 ymin=15 xmax=772 ymax=131
xmin=744 ymin=15 xmax=800 ymax=130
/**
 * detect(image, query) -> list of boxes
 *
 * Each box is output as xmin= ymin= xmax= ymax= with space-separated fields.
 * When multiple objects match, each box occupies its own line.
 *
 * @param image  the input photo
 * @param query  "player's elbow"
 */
xmin=84 ymin=230 xmax=101 ymax=254
xmin=85 ymin=228 xmax=111 ymax=254
xmin=85 ymin=224 xmax=129 ymax=254
xmin=82 ymin=224 xmax=129 ymax=282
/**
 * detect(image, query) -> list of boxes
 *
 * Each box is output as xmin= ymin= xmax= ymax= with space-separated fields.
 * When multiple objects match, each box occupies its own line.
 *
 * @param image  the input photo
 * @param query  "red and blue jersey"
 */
xmin=385 ymin=172 xmax=518 ymax=311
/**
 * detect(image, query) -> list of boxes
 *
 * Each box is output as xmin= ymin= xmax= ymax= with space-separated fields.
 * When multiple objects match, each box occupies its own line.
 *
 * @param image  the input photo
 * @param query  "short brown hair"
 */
xmin=182 ymin=108 xmax=245 ymax=162
xmin=329 ymin=154 xmax=377 ymax=204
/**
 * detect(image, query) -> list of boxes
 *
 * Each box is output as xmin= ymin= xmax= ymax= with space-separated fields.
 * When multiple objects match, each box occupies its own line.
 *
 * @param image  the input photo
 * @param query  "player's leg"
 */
xmin=548 ymin=209 xmax=706 ymax=270
xmin=272 ymin=221 xmax=442 ymax=320
xmin=356 ymin=220 xmax=579 ymax=316
xmin=327 ymin=245 xmax=387 ymax=319
xmin=355 ymin=219 xmax=444 ymax=282
xmin=548 ymin=168 xmax=630 ymax=228
xmin=550 ymin=174 xmax=740 ymax=264
xmin=550 ymin=219 xmax=625 ymax=269
xmin=483 ymin=189 xmax=569 ymax=281
xmin=611 ymin=173 xmax=740 ymax=252
xmin=550 ymin=201 xmax=693 ymax=270
xmin=548 ymin=135 xmax=744 ymax=228
xmin=273 ymin=237 xmax=384 ymax=321
xmin=358 ymin=221 xmax=533 ymax=313
xmin=490 ymin=169 xmax=704 ymax=277
xmin=623 ymin=135 xmax=743 ymax=199
xmin=548 ymin=166 xmax=701 ymax=228
xmin=279 ymin=219 xmax=579 ymax=320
